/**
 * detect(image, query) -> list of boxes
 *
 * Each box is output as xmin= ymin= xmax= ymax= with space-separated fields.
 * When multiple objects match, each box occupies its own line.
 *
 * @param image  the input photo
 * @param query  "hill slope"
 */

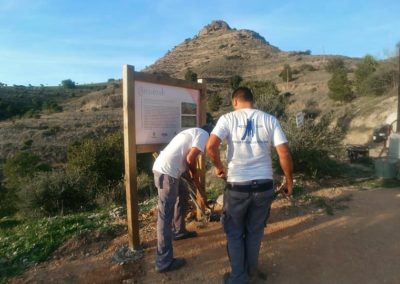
xmin=0 ymin=20 xmax=397 ymax=162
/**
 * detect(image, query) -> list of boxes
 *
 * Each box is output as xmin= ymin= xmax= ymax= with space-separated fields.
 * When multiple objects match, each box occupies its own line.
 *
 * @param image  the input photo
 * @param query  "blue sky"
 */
xmin=0 ymin=0 xmax=399 ymax=86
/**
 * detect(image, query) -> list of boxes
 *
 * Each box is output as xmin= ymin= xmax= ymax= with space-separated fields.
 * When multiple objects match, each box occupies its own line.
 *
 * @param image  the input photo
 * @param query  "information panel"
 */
xmin=135 ymin=80 xmax=200 ymax=144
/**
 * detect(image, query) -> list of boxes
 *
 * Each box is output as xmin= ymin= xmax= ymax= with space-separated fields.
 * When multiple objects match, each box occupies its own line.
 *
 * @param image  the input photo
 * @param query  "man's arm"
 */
xmin=275 ymin=143 xmax=294 ymax=196
xmin=206 ymin=134 xmax=226 ymax=178
xmin=186 ymin=147 xmax=208 ymax=207
xmin=186 ymin=147 xmax=202 ymax=178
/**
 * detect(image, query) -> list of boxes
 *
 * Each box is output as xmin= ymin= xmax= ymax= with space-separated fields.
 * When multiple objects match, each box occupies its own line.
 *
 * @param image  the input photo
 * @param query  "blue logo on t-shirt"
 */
xmin=241 ymin=119 xmax=254 ymax=140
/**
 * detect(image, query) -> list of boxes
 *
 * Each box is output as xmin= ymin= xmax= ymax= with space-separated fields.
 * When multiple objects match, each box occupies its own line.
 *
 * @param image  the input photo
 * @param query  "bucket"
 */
xmin=374 ymin=158 xmax=398 ymax=179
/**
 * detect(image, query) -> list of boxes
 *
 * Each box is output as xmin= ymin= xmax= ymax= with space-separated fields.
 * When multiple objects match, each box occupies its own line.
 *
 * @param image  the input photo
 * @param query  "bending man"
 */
xmin=153 ymin=125 xmax=212 ymax=273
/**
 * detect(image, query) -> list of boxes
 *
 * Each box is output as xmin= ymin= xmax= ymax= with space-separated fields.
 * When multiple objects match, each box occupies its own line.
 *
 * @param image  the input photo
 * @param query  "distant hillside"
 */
xmin=0 ymin=20 xmax=397 ymax=163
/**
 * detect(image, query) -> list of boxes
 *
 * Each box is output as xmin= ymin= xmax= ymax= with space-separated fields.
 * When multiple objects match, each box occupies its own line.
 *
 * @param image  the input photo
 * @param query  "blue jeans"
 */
xmin=154 ymin=171 xmax=189 ymax=271
xmin=222 ymin=185 xmax=274 ymax=283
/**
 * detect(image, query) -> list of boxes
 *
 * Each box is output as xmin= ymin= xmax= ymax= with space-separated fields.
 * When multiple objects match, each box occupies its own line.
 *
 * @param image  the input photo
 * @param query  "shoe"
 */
xmin=173 ymin=231 xmax=198 ymax=241
xmin=155 ymin=257 xmax=186 ymax=273
xmin=223 ymin=272 xmax=230 ymax=284
xmin=249 ymin=270 xmax=267 ymax=283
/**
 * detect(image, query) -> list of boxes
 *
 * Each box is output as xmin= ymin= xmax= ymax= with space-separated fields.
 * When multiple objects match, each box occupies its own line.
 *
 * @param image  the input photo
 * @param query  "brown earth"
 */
xmin=10 ymin=185 xmax=400 ymax=284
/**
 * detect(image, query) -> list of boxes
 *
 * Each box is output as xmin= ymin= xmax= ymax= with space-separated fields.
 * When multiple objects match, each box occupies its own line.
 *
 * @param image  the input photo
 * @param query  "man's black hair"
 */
xmin=232 ymin=86 xmax=254 ymax=102
xmin=201 ymin=124 xmax=214 ymax=135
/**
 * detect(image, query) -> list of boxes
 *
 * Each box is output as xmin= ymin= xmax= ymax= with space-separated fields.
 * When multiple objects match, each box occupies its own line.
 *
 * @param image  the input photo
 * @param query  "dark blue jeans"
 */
xmin=222 ymin=185 xmax=274 ymax=283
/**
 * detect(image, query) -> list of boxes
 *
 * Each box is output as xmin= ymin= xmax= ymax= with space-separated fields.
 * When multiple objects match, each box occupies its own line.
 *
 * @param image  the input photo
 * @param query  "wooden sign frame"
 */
xmin=122 ymin=65 xmax=207 ymax=250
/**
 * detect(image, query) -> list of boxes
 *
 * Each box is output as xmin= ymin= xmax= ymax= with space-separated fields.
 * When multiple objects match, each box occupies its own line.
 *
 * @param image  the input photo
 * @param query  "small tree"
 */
xmin=355 ymin=55 xmax=378 ymax=94
xmin=279 ymin=64 xmax=293 ymax=82
xmin=328 ymin=69 xmax=353 ymax=102
xmin=184 ymin=69 xmax=198 ymax=82
xmin=229 ymin=75 xmax=243 ymax=90
xmin=61 ymin=79 xmax=76 ymax=89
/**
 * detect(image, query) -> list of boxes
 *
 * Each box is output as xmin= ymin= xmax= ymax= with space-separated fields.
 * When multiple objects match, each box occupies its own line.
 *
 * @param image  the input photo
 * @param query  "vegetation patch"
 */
xmin=0 ymin=211 xmax=123 ymax=282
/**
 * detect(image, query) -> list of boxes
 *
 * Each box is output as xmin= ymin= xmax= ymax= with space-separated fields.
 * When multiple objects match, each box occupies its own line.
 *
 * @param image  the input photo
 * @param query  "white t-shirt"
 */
xmin=212 ymin=108 xmax=287 ymax=182
xmin=153 ymin=128 xmax=209 ymax=178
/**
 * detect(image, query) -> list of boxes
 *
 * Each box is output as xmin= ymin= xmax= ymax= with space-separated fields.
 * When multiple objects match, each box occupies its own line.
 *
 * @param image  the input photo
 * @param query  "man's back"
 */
xmin=212 ymin=108 xmax=287 ymax=182
xmin=153 ymin=128 xmax=208 ymax=178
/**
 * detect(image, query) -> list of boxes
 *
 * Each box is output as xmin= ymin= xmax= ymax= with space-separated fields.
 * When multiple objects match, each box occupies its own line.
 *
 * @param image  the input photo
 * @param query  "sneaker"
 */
xmin=173 ymin=231 xmax=198 ymax=241
xmin=155 ymin=258 xmax=186 ymax=273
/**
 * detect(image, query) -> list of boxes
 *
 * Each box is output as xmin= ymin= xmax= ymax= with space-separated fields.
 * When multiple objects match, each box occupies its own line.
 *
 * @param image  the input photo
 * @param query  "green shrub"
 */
xmin=61 ymin=79 xmax=76 ymax=89
xmin=303 ymin=99 xmax=321 ymax=119
xmin=229 ymin=75 xmax=243 ymax=90
xmin=184 ymin=69 xmax=198 ymax=82
xmin=241 ymin=80 xmax=289 ymax=119
xmin=355 ymin=55 xmax=378 ymax=94
xmin=0 ymin=184 xmax=17 ymax=218
xmin=66 ymin=132 xmax=124 ymax=197
xmin=3 ymin=152 xmax=51 ymax=190
xmin=208 ymin=94 xmax=222 ymax=112
xmin=279 ymin=113 xmax=345 ymax=177
xmin=325 ymin=58 xmax=346 ymax=73
xmin=23 ymin=170 xmax=93 ymax=216
xmin=328 ymin=69 xmax=353 ymax=102
xmin=357 ymin=67 xmax=396 ymax=96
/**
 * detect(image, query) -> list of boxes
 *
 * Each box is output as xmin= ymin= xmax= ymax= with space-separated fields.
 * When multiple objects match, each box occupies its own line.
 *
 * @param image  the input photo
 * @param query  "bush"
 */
xmin=325 ymin=58 xmax=346 ymax=73
xmin=280 ymin=113 xmax=345 ymax=177
xmin=208 ymin=94 xmax=222 ymax=112
xmin=184 ymin=69 xmax=198 ymax=82
xmin=0 ymin=184 xmax=17 ymax=218
xmin=328 ymin=69 xmax=353 ymax=102
xmin=229 ymin=75 xmax=243 ymax=90
xmin=61 ymin=79 xmax=76 ymax=89
xmin=303 ymin=99 xmax=321 ymax=119
xmin=66 ymin=132 xmax=124 ymax=197
xmin=357 ymin=65 xmax=396 ymax=96
xmin=241 ymin=81 xmax=289 ymax=119
xmin=355 ymin=55 xmax=378 ymax=94
xmin=299 ymin=64 xmax=317 ymax=72
xmin=3 ymin=152 xmax=51 ymax=190
xmin=279 ymin=64 xmax=293 ymax=82
xmin=22 ymin=170 xmax=93 ymax=216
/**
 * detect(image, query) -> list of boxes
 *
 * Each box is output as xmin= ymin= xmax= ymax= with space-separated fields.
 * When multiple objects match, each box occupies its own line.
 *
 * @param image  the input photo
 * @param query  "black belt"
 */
xmin=226 ymin=179 xmax=273 ymax=193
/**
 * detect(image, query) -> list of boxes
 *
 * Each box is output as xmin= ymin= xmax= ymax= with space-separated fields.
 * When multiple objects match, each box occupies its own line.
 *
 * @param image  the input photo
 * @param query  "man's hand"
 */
xmin=214 ymin=167 xmax=226 ymax=178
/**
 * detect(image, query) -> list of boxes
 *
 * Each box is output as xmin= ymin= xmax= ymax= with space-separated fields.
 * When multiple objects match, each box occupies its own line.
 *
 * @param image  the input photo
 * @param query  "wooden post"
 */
xmin=196 ymin=78 xmax=207 ymax=220
xmin=397 ymin=43 xmax=400 ymax=133
xmin=122 ymin=65 xmax=141 ymax=251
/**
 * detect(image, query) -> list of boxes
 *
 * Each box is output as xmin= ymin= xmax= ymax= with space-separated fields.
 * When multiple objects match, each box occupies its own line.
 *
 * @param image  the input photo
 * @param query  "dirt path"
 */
xmin=11 ymin=187 xmax=400 ymax=284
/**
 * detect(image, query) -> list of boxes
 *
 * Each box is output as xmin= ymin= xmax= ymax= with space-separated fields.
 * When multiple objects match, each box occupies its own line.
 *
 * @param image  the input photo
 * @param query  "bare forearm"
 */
xmin=279 ymin=154 xmax=293 ymax=186
xmin=206 ymin=135 xmax=226 ymax=177
xmin=276 ymin=143 xmax=294 ymax=193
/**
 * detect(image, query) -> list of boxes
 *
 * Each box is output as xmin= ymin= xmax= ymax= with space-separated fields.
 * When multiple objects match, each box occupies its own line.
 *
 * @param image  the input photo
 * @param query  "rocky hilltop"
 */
xmin=145 ymin=20 xmax=284 ymax=80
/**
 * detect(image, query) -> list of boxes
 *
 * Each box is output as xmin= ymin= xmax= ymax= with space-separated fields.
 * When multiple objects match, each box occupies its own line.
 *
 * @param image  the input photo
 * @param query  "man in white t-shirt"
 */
xmin=207 ymin=87 xmax=293 ymax=283
xmin=153 ymin=126 xmax=212 ymax=273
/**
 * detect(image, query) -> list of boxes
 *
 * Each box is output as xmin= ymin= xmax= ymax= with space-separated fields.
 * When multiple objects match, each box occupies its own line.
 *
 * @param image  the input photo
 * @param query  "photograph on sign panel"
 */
xmin=181 ymin=115 xmax=197 ymax=127
xmin=181 ymin=102 xmax=197 ymax=115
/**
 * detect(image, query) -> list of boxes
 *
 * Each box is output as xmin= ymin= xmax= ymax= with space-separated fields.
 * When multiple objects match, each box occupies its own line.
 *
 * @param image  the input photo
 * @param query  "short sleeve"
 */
xmin=272 ymin=119 xmax=288 ymax=146
xmin=211 ymin=115 xmax=229 ymax=141
xmin=192 ymin=130 xmax=209 ymax=152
